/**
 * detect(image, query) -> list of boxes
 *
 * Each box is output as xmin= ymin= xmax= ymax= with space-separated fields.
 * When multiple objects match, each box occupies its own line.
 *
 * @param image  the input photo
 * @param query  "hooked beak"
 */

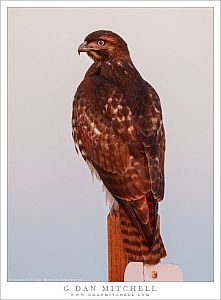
xmin=78 ymin=41 xmax=91 ymax=55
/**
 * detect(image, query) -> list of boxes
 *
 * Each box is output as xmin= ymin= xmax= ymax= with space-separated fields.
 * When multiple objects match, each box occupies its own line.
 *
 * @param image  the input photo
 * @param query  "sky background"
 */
xmin=8 ymin=7 xmax=213 ymax=282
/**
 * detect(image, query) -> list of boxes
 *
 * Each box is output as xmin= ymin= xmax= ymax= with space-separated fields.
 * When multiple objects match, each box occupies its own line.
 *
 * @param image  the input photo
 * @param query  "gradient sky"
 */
xmin=8 ymin=7 xmax=213 ymax=281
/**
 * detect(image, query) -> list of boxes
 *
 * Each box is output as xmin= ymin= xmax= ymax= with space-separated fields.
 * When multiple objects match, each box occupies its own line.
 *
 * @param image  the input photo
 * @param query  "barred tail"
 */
xmin=117 ymin=193 xmax=166 ymax=265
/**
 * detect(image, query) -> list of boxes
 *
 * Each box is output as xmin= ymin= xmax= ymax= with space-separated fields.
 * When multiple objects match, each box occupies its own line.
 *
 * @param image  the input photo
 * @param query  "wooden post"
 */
xmin=107 ymin=209 xmax=128 ymax=282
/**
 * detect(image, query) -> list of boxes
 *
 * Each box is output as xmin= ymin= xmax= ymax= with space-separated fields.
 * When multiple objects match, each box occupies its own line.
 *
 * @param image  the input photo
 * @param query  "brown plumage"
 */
xmin=72 ymin=30 xmax=166 ymax=265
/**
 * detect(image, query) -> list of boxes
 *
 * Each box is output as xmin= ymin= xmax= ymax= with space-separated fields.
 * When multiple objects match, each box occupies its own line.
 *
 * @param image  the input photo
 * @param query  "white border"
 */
xmin=1 ymin=1 xmax=220 ymax=299
xmin=213 ymin=0 xmax=221 ymax=289
xmin=1 ymin=0 xmax=9 ymax=292
xmin=0 ymin=0 xmax=220 ymax=8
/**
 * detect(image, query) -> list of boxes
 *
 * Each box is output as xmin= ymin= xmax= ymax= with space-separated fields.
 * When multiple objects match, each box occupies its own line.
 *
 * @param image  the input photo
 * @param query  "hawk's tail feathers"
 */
xmin=117 ymin=194 xmax=166 ymax=265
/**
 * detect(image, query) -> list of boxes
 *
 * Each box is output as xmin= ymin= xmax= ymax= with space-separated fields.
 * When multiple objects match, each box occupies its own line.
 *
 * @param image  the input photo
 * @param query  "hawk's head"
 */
xmin=78 ymin=30 xmax=130 ymax=62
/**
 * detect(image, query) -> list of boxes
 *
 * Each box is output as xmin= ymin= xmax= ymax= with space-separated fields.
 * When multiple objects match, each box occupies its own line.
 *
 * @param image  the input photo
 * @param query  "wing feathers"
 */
xmin=72 ymin=60 xmax=166 ymax=264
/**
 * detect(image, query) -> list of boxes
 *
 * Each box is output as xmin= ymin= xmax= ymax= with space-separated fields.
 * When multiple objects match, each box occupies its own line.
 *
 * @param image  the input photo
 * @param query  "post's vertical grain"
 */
xmin=107 ymin=209 xmax=128 ymax=282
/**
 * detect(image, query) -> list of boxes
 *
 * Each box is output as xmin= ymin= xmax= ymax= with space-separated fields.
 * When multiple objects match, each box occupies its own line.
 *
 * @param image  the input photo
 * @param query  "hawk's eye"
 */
xmin=97 ymin=40 xmax=105 ymax=46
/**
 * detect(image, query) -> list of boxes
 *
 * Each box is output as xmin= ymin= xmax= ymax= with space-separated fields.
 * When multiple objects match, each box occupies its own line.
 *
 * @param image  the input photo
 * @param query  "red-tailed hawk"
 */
xmin=72 ymin=30 xmax=166 ymax=265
